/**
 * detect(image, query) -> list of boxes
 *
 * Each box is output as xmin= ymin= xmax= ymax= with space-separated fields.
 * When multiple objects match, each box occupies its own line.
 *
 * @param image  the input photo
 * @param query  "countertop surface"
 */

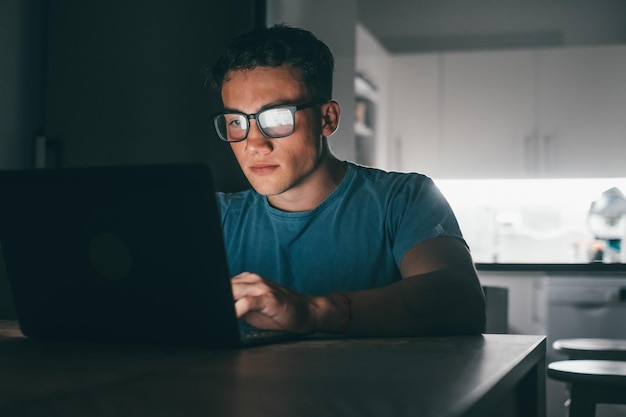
xmin=475 ymin=262 xmax=626 ymax=273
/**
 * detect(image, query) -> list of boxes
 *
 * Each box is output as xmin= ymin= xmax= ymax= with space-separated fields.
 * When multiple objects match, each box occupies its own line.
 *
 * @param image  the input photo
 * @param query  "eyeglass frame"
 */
xmin=212 ymin=100 xmax=325 ymax=142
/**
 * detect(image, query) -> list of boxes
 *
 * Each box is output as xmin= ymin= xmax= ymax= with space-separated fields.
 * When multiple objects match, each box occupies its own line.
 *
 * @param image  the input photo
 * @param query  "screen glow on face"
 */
xmin=213 ymin=101 xmax=321 ymax=142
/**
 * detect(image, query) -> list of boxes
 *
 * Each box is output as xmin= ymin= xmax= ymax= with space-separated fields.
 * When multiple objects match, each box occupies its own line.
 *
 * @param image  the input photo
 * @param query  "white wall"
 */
xmin=267 ymin=0 xmax=357 ymax=162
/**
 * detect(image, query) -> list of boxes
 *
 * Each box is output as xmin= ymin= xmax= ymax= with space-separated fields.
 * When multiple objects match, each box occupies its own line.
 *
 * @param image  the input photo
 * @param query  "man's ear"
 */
xmin=321 ymin=100 xmax=341 ymax=137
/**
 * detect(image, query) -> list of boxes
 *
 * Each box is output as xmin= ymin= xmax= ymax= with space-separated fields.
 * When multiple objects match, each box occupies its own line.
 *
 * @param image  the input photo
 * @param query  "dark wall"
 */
xmin=0 ymin=0 xmax=263 ymax=319
xmin=44 ymin=0 xmax=260 ymax=192
xmin=0 ymin=0 xmax=46 ymax=170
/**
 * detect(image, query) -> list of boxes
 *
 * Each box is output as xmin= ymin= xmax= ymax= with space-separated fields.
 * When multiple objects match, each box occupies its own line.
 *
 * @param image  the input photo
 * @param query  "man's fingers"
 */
xmin=234 ymin=294 xmax=285 ymax=330
xmin=229 ymin=272 xmax=310 ymax=333
xmin=233 ymin=295 xmax=253 ymax=318
xmin=234 ymin=292 xmax=273 ymax=317
xmin=231 ymin=271 xmax=263 ymax=283
xmin=231 ymin=273 xmax=276 ymax=300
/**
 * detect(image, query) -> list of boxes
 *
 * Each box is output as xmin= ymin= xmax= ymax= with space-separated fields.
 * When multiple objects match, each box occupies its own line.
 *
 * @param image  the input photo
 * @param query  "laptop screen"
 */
xmin=0 ymin=163 xmax=243 ymax=347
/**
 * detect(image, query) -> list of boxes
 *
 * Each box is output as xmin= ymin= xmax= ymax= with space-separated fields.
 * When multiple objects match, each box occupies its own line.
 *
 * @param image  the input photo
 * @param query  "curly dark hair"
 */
xmin=210 ymin=24 xmax=334 ymax=102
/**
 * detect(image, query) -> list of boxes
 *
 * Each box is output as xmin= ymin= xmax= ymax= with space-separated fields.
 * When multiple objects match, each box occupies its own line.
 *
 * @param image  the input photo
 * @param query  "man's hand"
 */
xmin=231 ymin=272 xmax=321 ymax=334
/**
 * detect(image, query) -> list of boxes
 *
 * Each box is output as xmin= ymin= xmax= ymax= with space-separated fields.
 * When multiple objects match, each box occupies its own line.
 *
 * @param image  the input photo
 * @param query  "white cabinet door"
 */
xmin=389 ymin=54 xmax=440 ymax=175
xmin=389 ymin=45 xmax=626 ymax=179
xmin=478 ymin=271 xmax=547 ymax=335
xmin=440 ymin=50 xmax=536 ymax=178
xmin=537 ymin=45 xmax=626 ymax=178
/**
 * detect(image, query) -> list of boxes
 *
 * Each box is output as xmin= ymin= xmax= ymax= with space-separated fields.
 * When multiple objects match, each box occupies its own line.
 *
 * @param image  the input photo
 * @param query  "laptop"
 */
xmin=0 ymin=163 xmax=297 ymax=348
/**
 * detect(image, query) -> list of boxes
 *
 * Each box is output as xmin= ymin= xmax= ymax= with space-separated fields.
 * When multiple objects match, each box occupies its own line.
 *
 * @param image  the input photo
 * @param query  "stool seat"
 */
xmin=553 ymin=338 xmax=626 ymax=360
xmin=548 ymin=360 xmax=626 ymax=386
xmin=547 ymin=360 xmax=626 ymax=417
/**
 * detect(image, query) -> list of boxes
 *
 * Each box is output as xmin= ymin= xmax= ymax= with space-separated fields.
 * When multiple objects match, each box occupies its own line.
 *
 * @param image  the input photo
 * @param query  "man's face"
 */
xmin=221 ymin=65 xmax=327 ymax=198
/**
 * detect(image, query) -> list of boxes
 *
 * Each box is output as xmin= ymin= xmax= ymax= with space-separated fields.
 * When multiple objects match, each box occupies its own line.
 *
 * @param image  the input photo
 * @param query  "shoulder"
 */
xmin=347 ymin=163 xmax=437 ymax=199
xmin=216 ymin=188 xmax=261 ymax=218
xmin=349 ymin=162 xmax=431 ymax=183
xmin=346 ymin=163 xmax=456 ymax=226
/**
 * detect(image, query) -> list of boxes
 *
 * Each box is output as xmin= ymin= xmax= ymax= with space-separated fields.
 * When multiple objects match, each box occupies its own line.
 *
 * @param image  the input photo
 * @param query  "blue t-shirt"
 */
xmin=217 ymin=162 xmax=464 ymax=295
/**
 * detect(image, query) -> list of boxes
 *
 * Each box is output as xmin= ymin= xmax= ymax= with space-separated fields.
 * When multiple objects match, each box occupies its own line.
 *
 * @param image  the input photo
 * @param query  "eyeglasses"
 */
xmin=213 ymin=101 xmax=322 ymax=142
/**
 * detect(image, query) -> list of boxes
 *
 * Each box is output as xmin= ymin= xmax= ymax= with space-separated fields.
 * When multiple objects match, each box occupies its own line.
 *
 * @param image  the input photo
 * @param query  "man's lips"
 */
xmin=249 ymin=164 xmax=279 ymax=175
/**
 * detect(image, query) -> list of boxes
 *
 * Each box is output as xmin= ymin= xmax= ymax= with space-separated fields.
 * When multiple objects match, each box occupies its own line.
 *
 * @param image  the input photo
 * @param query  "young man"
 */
xmin=210 ymin=25 xmax=485 ymax=336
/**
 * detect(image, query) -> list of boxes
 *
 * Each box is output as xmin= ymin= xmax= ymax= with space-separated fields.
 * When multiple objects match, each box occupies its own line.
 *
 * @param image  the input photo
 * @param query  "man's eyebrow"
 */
xmin=223 ymin=100 xmax=298 ymax=114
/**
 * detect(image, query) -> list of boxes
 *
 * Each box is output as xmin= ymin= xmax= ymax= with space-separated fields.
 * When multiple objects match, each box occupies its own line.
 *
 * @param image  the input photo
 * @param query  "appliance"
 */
xmin=545 ymin=275 xmax=626 ymax=417
xmin=587 ymin=187 xmax=626 ymax=263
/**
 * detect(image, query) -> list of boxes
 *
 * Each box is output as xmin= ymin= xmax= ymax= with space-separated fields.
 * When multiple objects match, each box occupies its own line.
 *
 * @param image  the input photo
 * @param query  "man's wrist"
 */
xmin=332 ymin=292 xmax=351 ymax=334
xmin=310 ymin=293 xmax=352 ymax=334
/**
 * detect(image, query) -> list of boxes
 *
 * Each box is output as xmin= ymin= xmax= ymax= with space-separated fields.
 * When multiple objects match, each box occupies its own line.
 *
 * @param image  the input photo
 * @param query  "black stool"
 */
xmin=553 ymin=338 xmax=626 ymax=361
xmin=547 ymin=360 xmax=626 ymax=417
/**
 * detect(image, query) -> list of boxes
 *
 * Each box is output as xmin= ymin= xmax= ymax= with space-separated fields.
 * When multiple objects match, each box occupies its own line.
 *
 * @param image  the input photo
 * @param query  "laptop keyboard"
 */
xmin=238 ymin=321 xmax=299 ymax=345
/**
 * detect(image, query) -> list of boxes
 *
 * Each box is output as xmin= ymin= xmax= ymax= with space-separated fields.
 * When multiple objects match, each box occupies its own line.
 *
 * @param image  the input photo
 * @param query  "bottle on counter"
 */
xmin=587 ymin=187 xmax=626 ymax=264
xmin=621 ymin=224 xmax=626 ymax=264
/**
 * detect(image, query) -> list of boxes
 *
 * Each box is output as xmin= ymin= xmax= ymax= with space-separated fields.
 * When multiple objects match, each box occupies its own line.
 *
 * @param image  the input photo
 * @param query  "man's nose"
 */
xmin=245 ymin=120 xmax=273 ymax=151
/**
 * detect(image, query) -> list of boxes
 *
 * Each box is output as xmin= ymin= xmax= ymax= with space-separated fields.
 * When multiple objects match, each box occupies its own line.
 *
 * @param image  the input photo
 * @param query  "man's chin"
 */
xmin=248 ymin=181 xmax=284 ymax=197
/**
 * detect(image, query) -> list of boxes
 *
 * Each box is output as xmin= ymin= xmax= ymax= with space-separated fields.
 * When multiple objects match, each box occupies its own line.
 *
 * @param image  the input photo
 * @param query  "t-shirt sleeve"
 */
xmin=389 ymin=175 xmax=465 ymax=266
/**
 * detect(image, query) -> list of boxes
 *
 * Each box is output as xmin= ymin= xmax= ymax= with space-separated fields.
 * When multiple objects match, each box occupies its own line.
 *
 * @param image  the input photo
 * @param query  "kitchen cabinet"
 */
xmin=388 ymin=54 xmax=440 ymax=174
xmin=440 ymin=50 xmax=536 ymax=178
xmin=537 ymin=45 xmax=626 ymax=178
xmin=478 ymin=271 xmax=547 ymax=335
xmin=391 ymin=44 xmax=626 ymax=178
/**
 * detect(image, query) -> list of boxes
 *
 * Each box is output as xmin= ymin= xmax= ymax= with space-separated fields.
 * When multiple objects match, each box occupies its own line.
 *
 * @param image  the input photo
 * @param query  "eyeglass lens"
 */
xmin=216 ymin=107 xmax=295 ymax=141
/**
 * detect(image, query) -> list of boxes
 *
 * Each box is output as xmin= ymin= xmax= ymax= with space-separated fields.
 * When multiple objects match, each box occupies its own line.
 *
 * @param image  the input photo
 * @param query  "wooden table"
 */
xmin=0 ymin=320 xmax=546 ymax=417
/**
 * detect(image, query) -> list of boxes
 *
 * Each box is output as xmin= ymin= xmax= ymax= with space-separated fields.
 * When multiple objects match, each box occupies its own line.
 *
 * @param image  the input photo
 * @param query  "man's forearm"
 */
xmin=312 ymin=269 xmax=486 ymax=337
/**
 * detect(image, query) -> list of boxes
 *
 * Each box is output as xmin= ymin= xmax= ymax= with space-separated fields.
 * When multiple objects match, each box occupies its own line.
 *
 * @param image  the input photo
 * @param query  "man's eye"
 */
xmin=225 ymin=116 xmax=245 ymax=129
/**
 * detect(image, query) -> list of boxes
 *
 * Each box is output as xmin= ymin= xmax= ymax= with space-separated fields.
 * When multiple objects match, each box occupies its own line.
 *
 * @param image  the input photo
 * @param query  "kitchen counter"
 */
xmin=475 ymin=263 xmax=626 ymax=273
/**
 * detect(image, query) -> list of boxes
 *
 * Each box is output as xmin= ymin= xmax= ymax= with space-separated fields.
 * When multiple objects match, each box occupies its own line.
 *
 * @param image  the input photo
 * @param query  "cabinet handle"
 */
xmin=523 ymin=134 xmax=532 ymax=174
xmin=524 ymin=131 xmax=540 ymax=175
xmin=542 ymin=134 xmax=552 ymax=175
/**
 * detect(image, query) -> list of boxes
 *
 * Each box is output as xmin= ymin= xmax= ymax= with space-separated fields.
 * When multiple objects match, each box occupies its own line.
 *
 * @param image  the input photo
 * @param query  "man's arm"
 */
xmin=320 ymin=236 xmax=486 ymax=336
xmin=232 ymin=236 xmax=486 ymax=336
